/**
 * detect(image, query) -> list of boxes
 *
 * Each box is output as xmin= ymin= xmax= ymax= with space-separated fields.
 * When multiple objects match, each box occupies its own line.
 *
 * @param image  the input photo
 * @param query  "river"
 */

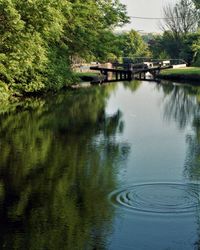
xmin=0 ymin=80 xmax=200 ymax=249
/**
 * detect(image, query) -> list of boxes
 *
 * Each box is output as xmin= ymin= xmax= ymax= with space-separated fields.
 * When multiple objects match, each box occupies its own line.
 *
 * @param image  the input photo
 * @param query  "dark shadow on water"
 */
xmin=0 ymin=85 xmax=130 ymax=249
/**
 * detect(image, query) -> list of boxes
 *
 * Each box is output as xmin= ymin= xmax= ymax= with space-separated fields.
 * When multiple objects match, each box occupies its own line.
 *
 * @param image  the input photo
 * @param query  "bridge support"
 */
xmin=138 ymin=72 xmax=146 ymax=80
xmin=90 ymin=60 xmax=182 ymax=84
xmin=150 ymin=69 xmax=160 ymax=80
xmin=114 ymin=70 xmax=132 ymax=81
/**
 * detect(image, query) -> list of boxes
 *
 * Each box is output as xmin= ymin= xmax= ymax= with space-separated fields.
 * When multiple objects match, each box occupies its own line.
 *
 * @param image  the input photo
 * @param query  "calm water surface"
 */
xmin=0 ymin=81 xmax=200 ymax=249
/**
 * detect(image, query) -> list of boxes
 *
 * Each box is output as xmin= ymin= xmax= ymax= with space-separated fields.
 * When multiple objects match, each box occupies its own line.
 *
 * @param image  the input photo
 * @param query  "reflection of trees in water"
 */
xmin=184 ymin=120 xmax=200 ymax=181
xmin=161 ymin=83 xmax=199 ymax=129
xmin=0 ymin=86 xmax=130 ymax=249
xmin=122 ymin=80 xmax=141 ymax=93
xmin=160 ymin=82 xmax=200 ymax=248
xmin=159 ymin=82 xmax=200 ymax=179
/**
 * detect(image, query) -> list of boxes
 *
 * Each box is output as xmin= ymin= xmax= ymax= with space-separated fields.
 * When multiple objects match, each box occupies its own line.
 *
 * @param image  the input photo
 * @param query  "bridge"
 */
xmin=90 ymin=58 xmax=186 ymax=83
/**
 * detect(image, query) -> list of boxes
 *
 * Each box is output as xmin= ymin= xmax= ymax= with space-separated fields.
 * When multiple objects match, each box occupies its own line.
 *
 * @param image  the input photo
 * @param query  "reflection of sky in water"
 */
xmin=106 ymin=82 xmax=187 ymax=183
xmin=105 ymin=81 xmax=200 ymax=250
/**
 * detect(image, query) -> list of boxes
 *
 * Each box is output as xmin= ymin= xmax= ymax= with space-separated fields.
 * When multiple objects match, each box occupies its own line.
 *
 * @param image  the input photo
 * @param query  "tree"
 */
xmin=148 ymin=32 xmax=179 ymax=59
xmin=149 ymin=30 xmax=200 ymax=64
xmin=0 ymin=0 xmax=71 ymax=93
xmin=0 ymin=0 xmax=129 ymax=96
xmin=63 ymin=0 xmax=129 ymax=61
xmin=119 ymin=30 xmax=151 ymax=60
xmin=180 ymin=31 xmax=200 ymax=65
xmin=150 ymin=0 xmax=200 ymax=63
xmin=192 ymin=32 xmax=200 ymax=65
xmin=162 ymin=0 xmax=199 ymax=37
xmin=192 ymin=0 xmax=200 ymax=26
xmin=193 ymin=0 xmax=200 ymax=9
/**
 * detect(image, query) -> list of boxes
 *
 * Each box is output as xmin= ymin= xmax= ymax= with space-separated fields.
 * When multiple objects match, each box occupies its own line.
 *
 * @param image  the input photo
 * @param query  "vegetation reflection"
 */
xmin=122 ymin=80 xmax=141 ymax=93
xmin=157 ymin=82 xmax=200 ymax=247
xmin=158 ymin=82 xmax=200 ymax=178
xmin=158 ymin=83 xmax=198 ymax=129
xmin=0 ymin=85 xmax=130 ymax=250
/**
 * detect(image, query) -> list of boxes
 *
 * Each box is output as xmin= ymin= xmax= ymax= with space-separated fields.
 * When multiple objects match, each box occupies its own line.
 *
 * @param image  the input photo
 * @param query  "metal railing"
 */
xmin=122 ymin=57 xmax=186 ymax=66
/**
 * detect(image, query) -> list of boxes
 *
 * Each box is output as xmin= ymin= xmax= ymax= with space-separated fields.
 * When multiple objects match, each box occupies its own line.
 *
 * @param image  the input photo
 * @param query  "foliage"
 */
xmin=150 ymin=0 xmax=200 ymax=65
xmin=149 ymin=31 xmax=182 ymax=59
xmin=0 ymin=81 xmax=10 ymax=101
xmin=0 ymin=0 xmax=129 ymax=97
xmin=0 ymin=0 xmax=69 ymax=94
xmin=149 ymin=29 xmax=200 ymax=65
xmin=65 ymin=0 xmax=129 ymax=61
xmin=192 ymin=31 xmax=200 ymax=65
xmin=192 ymin=0 xmax=200 ymax=26
xmin=193 ymin=0 xmax=200 ymax=9
xmin=162 ymin=0 xmax=199 ymax=36
xmin=180 ymin=31 xmax=200 ymax=65
xmin=118 ymin=30 xmax=151 ymax=60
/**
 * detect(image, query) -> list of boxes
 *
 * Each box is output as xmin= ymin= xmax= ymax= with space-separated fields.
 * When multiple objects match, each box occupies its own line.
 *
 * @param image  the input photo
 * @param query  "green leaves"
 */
xmin=0 ymin=0 xmax=129 ymax=96
xmin=119 ymin=30 xmax=151 ymax=59
xmin=149 ymin=30 xmax=200 ymax=66
xmin=193 ymin=0 xmax=200 ymax=9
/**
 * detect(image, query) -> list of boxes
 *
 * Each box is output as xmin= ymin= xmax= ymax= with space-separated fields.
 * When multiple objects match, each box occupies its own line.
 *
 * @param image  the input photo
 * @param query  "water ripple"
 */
xmin=109 ymin=183 xmax=200 ymax=214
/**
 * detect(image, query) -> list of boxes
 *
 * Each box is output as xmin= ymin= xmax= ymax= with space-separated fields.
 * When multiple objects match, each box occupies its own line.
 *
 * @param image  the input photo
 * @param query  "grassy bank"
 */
xmin=158 ymin=67 xmax=200 ymax=82
xmin=75 ymin=72 xmax=98 ymax=78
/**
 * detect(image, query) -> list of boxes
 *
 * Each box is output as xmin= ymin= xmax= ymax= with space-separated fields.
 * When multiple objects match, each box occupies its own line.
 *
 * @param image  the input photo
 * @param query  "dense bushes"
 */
xmin=0 ymin=0 xmax=68 ymax=94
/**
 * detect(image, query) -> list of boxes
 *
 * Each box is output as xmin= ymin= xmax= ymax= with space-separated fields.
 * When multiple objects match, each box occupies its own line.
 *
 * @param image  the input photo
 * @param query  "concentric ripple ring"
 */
xmin=109 ymin=183 xmax=200 ymax=214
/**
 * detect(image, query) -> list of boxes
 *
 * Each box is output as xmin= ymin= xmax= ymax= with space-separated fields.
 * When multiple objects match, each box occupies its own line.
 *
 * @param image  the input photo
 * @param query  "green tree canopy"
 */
xmin=0 ymin=0 xmax=129 ymax=96
xmin=149 ymin=29 xmax=200 ymax=65
xmin=118 ymin=30 xmax=151 ymax=60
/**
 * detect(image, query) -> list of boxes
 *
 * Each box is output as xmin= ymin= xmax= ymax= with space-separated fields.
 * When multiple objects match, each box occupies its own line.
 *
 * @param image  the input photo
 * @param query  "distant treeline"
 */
xmin=142 ymin=30 xmax=200 ymax=65
xmin=144 ymin=0 xmax=200 ymax=65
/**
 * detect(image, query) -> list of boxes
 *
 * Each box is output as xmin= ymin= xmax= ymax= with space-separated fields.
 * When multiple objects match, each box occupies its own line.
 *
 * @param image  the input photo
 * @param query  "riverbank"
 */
xmin=75 ymin=72 xmax=98 ymax=81
xmin=0 ymin=72 xmax=100 ymax=103
xmin=0 ymin=72 xmax=84 ymax=102
xmin=75 ymin=72 xmax=108 ymax=84
xmin=158 ymin=67 xmax=200 ymax=83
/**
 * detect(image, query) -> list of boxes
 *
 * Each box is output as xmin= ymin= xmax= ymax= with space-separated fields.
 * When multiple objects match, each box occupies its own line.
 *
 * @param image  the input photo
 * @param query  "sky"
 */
xmin=120 ymin=0 xmax=177 ymax=33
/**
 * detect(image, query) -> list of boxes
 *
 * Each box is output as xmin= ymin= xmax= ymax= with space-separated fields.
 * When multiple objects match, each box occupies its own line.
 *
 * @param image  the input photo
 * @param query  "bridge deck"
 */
xmin=90 ymin=66 xmax=130 ymax=74
xmin=90 ymin=64 xmax=173 ymax=83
